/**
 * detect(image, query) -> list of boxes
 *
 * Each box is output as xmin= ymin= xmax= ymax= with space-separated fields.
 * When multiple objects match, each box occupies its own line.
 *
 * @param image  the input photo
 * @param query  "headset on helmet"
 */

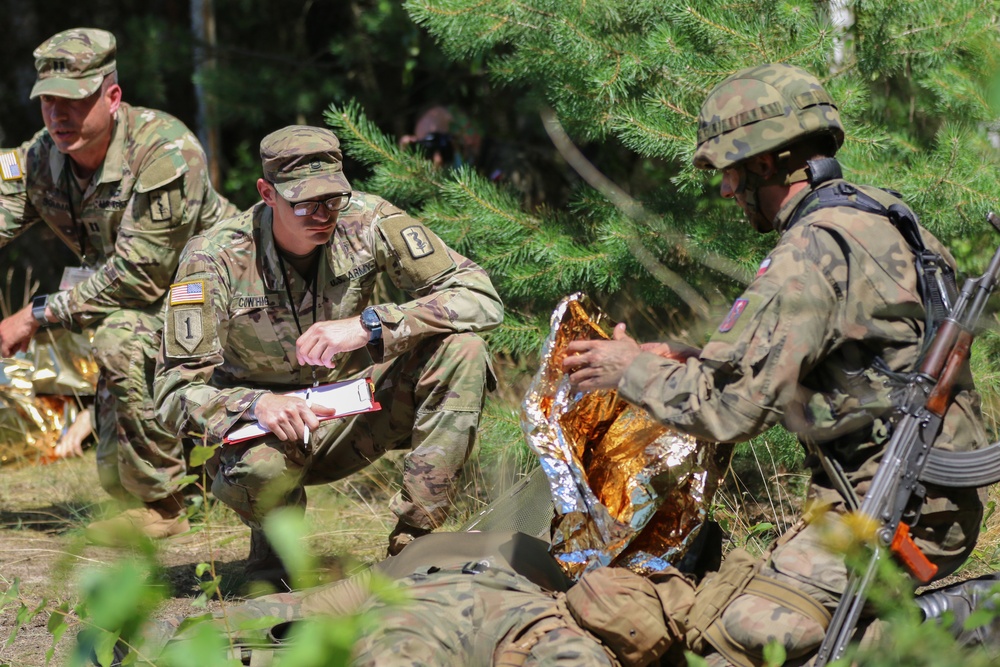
xmin=693 ymin=63 xmax=845 ymax=171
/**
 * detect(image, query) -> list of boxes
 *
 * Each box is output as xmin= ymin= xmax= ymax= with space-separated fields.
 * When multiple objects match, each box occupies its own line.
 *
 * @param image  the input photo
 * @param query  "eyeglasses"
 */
xmin=288 ymin=193 xmax=352 ymax=217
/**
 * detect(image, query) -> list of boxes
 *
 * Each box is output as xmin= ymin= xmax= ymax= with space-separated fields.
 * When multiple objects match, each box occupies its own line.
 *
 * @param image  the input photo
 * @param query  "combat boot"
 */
xmin=386 ymin=519 xmax=432 ymax=556
xmin=244 ymin=528 xmax=291 ymax=594
xmin=85 ymin=493 xmax=190 ymax=546
xmin=916 ymin=573 xmax=1000 ymax=647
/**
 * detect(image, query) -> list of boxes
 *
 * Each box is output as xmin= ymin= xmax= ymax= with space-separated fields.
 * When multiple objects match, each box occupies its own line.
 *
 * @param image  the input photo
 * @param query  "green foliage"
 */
xmin=71 ymin=554 xmax=167 ymax=667
xmin=322 ymin=0 xmax=1000 ymax=359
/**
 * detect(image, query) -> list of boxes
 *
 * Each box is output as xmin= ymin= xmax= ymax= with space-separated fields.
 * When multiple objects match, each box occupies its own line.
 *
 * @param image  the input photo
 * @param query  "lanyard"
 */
xmin=276 ymin=250 xmax=320 ymax=385
xmin=62 ymin=165 xmax=90 ymax=266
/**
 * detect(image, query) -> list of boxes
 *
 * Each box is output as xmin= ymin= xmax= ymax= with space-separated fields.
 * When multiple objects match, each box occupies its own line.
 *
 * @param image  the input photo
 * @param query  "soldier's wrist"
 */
xmin=246 ymin=392 xmax=266 ymax=421
xmin=31 ymin=294 xmax=52 ymax=328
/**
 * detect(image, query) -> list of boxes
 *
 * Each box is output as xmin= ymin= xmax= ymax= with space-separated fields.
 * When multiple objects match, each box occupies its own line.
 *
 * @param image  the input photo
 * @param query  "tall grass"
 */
xmin=3 ymin=391 xmax=1000 ymax=665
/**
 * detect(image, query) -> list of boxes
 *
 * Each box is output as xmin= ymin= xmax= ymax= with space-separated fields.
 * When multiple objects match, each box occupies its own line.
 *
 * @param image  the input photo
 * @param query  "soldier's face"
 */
xmin=720 ymin=166 xmax=749 ymax=211
xmin=259 ymin=179 xmax=341 ymax=255
xmin=40 ymin=82 xmax=121 ymax=162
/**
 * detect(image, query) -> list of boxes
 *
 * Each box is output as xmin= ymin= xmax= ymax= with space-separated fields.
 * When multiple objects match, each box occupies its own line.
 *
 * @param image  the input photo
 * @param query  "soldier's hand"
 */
xmin=296 ymin=317 xmax=369 ymax=368
xmin=254 ymin=393 xmax=335 ymax=443
xmin=640 ymin=340 xmax=701 ymax=362
xmin=53 ymin=407 xmax=93 ymax=459
xmin=0 ymin=305 xmax=40 ymax=358
xmin=562 ymin=323 xmax=642 ymax=391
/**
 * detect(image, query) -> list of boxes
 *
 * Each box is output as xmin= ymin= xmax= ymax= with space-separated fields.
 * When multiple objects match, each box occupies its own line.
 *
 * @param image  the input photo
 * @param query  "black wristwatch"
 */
xmin=360 ymin=306 xmax=383 ymax=345
xmin=31 ymin=294 xmax=50 ymax=327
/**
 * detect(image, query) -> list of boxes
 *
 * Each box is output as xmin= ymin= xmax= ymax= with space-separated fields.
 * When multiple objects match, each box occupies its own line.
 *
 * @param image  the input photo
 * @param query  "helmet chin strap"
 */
xmin=738 ymin=151 xmax=810 ymax=233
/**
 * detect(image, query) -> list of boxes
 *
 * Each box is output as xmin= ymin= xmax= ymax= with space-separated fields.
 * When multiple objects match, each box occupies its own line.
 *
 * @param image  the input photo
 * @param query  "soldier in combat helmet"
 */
xmin=0 ymin=28 xmax=237 ymax=544
xmin=154 ymin=125 xmax=502 ymax=585
xmin=562 ymin=63 xmax=990 ymax=665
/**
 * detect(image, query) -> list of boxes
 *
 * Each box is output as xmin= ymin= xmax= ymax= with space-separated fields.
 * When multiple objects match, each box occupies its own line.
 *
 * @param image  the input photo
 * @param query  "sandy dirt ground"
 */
xmin=0 ymin=450 xmax=398 ymax=667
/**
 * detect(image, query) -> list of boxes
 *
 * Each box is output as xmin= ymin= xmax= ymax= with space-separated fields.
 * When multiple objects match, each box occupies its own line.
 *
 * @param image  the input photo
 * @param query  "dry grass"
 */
xmin=0 ymin=428 xmax=532 ymax=666
xmin=3 ymin=400 xmax=1000 ymax=665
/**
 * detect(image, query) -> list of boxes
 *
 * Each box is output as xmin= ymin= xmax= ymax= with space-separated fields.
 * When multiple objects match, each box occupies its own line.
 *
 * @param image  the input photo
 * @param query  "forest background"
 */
xmin=4 ymin=0 xmax=1000 ymax=665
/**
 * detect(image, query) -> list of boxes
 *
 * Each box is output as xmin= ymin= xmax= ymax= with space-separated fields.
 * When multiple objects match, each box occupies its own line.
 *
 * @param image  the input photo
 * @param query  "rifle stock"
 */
xmin=814 ymin=211 xmax=1000 ymax=666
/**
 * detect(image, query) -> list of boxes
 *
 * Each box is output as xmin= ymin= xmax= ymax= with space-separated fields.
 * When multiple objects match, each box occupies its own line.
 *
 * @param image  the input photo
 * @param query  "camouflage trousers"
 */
xmin=210 ymin=332 xmax=491 ymax=532
xmin=693 ymin=496 xmax=982 ymax=667
xmin=92 ymin=306 xmax=186 ymax=502
xmin=352 ymin=566 xmax=618 ymax=667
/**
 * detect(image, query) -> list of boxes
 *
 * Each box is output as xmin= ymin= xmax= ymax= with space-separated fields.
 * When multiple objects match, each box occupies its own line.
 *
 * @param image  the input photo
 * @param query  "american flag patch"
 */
xmin=0 ymin=151 xmax=23 ymax=181
xmin=170 ymin=280 xmax=205 ymax=305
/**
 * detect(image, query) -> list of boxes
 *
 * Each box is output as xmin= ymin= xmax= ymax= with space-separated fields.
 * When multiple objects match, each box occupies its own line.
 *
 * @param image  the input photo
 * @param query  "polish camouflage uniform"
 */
xmin=0 ymin=29 xmax=236 ymax=502
xmin=613 ymin=63 xmax=988 ymax=666
xmin=154 ymin=126 xmax=502 ymax=541
xmin=119 ymin=531 xmax=696 ymax=667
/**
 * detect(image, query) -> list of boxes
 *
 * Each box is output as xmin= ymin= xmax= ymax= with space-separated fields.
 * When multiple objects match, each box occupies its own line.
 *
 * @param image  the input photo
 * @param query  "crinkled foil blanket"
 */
xmin=523 ymin=293 xmax=729 ymax=579
xmin=0 ymin=329 xmax=97 ymax=466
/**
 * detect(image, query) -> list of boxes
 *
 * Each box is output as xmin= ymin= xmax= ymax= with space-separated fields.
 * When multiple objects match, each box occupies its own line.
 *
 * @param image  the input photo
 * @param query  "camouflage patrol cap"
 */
xmin=260 ymin=126 xmax=352 ymax=203
xmin=693 ymin=63 xmax=844 ymax=170
xmin=30 ymin=28 xmax=117 ymax=100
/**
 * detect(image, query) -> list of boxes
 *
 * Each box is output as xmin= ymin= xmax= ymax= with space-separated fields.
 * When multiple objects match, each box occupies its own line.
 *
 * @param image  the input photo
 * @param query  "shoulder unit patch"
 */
xmin=719 ymin=298 xmax=749 ymax=333
xmin=401 ymin=225 xmax=435 ymax=259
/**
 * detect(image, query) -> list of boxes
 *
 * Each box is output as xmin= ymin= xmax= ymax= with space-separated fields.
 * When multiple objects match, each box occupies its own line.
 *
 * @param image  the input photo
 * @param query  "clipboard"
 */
xmin=223 ymin=376 xmax=381 ymax=445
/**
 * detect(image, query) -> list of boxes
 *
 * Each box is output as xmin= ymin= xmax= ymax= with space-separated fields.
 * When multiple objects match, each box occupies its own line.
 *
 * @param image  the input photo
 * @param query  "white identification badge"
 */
xmin=59 ymin=266 xmax=97 ymax=290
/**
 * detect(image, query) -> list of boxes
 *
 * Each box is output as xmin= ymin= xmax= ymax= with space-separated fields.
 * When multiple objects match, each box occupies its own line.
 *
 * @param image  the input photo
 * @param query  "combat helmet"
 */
xmin=693 ymin=63 xmax=844 ymax=170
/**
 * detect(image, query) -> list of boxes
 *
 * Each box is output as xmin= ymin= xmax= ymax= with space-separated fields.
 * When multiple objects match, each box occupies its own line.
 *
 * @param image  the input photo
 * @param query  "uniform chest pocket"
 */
xmin=330 ymin=272 xmax=375 ymax=320
xmin=226 ymin=306 xmax=297 ymax=376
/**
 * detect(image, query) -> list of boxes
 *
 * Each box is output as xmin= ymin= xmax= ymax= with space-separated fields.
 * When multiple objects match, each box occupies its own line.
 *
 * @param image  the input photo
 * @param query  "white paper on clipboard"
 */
xmin=224 ymin=376 xmax=380 ymax=444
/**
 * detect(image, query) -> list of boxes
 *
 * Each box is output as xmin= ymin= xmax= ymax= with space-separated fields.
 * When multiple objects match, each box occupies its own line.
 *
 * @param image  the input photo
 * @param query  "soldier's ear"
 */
xmin=743 ymin=153 xmax=777 ymax=179
xmin=105 ymin=83 xmax=122 ymax=115
xmin=257 ymin=178 xmax=276 ymax=206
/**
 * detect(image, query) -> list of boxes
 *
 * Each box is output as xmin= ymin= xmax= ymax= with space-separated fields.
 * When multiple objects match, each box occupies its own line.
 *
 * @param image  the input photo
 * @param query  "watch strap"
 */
xmin=31 ymin=294 xmax=50 ymax=327
xmin=360 ymin=306 xmax=383 ymax=345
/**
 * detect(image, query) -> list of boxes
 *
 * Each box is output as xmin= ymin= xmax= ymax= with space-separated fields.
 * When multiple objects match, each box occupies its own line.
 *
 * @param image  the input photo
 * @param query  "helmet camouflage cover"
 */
xmin=693 ymin=63 xmax=845 ymax=170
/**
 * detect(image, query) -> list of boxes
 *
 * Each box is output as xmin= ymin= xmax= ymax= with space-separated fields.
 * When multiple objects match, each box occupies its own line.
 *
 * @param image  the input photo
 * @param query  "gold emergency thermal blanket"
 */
xmin=0 ymin=329 xmax=97 ymax=465
xmin=522 ymin=293 xmax=727 ymax=579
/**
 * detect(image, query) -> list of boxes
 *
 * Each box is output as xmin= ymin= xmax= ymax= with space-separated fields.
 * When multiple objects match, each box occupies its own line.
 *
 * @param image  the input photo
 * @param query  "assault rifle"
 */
xmin=815 ymin=211 xmax=1000 ymax=666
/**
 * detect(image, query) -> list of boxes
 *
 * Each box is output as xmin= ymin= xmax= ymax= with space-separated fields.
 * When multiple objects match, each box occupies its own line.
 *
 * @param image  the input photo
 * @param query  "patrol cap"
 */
xmin=260 ymin=126 xmax=352 ymax=203
xmin=30 ymin=28 xmax=117 ymax=100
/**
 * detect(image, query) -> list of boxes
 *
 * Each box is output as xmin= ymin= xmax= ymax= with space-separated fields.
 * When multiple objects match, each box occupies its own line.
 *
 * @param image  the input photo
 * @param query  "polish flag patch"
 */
xmin=719 ymin=298 xmax=749 ymax=332
xmin=756 ymin=258 xmax=771 ymax=277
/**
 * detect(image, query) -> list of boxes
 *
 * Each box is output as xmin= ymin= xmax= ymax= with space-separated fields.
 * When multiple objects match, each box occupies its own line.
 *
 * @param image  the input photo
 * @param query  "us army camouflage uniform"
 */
xmin=154 ymin=191 xmax=502 ymax=534
xmin=0 ymin=105 xmax=236 ymax=502
xmin=619 ymin=168 xmax=986 ymax=667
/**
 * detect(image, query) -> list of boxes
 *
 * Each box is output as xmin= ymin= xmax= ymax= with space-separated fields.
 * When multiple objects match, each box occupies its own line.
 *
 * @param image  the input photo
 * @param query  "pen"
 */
xmin=303 ymin=372 xmax=319 ymax=447
xmin=303 ymin=386 xmax=312 ymax=446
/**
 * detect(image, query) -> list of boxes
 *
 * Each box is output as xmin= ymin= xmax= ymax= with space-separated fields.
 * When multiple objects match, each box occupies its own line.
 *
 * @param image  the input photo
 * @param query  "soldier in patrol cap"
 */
xmin=562 ymin=63 xmax=989 ymax=664
xmin=154 ymin=125 xmax=502 ymax=583
xmin=0 ymin=28 xmax=237 ymax=543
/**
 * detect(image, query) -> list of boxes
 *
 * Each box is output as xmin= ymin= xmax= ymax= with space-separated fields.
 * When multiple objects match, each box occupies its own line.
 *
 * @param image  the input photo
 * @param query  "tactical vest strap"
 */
xmin=791 ymin=170 xmax=958 ymax=352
